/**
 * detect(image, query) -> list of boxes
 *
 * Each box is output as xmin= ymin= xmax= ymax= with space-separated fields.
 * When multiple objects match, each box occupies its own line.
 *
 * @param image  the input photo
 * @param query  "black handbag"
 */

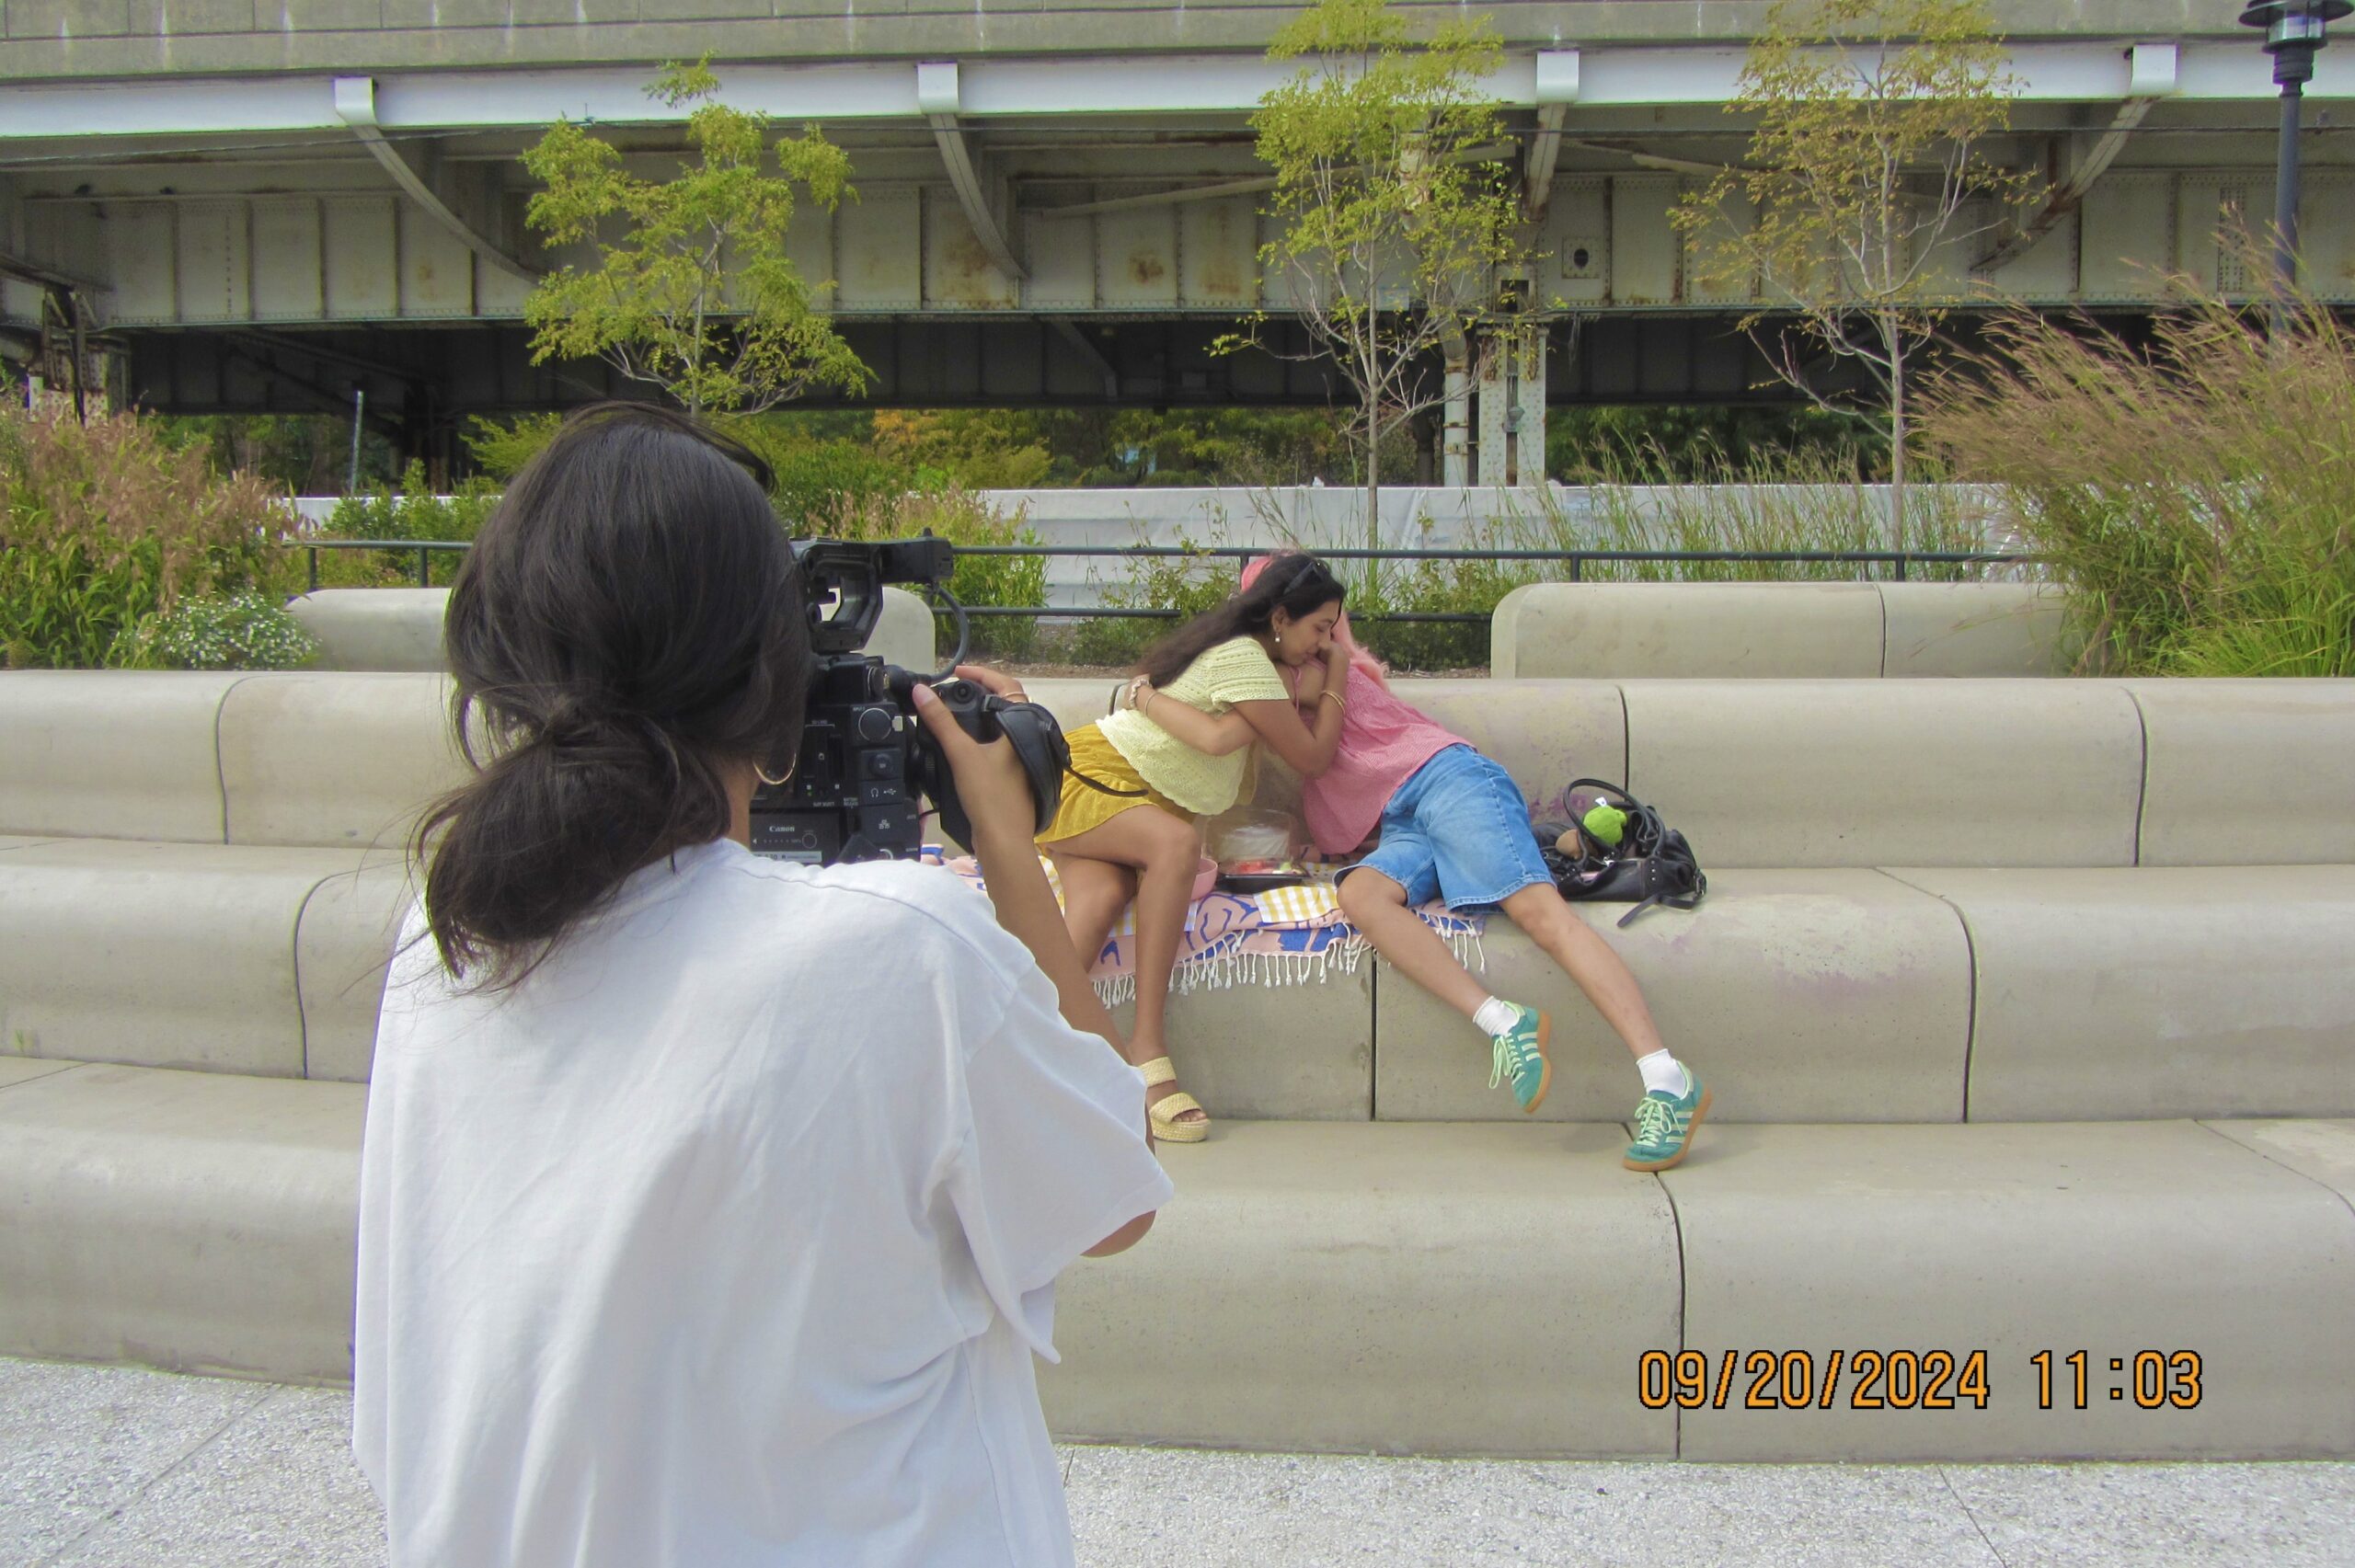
xmin=1534 ymin=779 xmax=1707 ymax=928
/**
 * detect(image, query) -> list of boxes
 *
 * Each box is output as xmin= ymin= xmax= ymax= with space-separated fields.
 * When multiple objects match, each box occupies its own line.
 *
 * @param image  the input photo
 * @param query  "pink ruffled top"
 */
xmin=1291 ymin=665 xmax=1465 ymax=855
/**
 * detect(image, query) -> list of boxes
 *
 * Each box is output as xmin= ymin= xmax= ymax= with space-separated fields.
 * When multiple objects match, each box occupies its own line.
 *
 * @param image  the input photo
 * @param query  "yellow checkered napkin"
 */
xmin=1248 ymin=880 xmax=1341 ymax=927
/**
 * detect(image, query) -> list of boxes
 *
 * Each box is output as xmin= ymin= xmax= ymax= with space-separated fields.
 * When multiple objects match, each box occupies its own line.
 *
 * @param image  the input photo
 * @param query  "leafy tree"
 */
xmin=1230 ymin=0 xmax=1530 ymax=566
xmin=869 ymin=410 xmax=1057 ymax=490
xmin=1673 ymin=0 xmax=2027 ymax=550
xmin=520 ymin=61 xmax=869 ymax=417
xmin=460 ymin=413 xmax=566 ymax=482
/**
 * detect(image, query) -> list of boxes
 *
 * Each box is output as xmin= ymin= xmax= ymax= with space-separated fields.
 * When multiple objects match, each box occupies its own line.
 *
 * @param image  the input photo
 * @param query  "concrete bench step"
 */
xmin=1394 ymin=865 xmax=2355 ymax=1125
xmin=0 ymin=1060 xmax=362 ymax=1385
xmin=1490 ymin=581 xmax=2080 ymax=680
xmin=4 ymin=1061 xmax=2349 ymax=1460
xmin=0 ymin=838 xmax=406 ymax=1081
xmin=4 ymin=842 xmax=2349 ymax=1125
xmin=10 ymin=671 xmax=2353 ymax=867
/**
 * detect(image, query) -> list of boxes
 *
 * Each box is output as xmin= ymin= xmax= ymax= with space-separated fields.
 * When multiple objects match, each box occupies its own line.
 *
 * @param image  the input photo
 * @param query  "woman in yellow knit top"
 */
xmin=1034 ymin=556 xmax=1352 ymax=1142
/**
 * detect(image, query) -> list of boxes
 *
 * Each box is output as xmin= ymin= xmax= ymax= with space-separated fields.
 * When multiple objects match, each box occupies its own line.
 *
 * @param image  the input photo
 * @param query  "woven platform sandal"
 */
xmin=1139 ymin=1056 xmax=1210 ymax=1143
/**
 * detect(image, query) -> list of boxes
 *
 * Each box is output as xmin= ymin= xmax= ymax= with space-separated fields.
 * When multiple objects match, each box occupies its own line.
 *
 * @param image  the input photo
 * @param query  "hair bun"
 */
xmin=528 ymin=690 xmax=643 ymax=757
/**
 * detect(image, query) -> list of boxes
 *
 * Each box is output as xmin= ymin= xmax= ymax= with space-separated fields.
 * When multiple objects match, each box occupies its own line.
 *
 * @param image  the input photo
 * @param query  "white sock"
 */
xmin=1637 ymin=1048 xmax=1689 ymax=1098
xmin=1472 ymin=996 xmax=1520 ymax=1037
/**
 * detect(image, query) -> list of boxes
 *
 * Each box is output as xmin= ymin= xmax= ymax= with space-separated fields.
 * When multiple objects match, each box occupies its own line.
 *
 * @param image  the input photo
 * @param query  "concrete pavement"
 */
xmin=6 ymin=1357 xmax=2349 ymax=1568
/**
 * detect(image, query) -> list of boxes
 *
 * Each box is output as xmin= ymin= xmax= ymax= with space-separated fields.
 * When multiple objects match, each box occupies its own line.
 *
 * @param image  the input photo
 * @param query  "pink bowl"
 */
xmin=1191 ymin=855 xmax=1220 ymax=903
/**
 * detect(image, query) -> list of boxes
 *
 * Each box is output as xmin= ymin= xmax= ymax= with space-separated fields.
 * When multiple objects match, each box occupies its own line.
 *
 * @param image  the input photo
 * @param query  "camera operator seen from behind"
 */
xmin=352 ymin=403 xmax=1169 ymax=1568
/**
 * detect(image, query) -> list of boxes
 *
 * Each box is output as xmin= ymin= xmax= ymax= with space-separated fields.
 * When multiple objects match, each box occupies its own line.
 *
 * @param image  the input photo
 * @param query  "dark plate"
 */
xmin=1217 ymin=872 xmax=1314 ymax=893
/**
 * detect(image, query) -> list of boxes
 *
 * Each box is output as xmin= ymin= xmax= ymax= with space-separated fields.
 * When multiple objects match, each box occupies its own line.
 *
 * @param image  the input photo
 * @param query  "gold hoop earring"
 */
xmin=754 ymin=761 xmax=795 ymax=787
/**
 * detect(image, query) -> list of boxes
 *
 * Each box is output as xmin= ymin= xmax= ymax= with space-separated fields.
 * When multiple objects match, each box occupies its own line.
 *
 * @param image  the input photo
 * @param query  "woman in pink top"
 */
xmin=1132 ymin=552 xmax=1707 ymax=1173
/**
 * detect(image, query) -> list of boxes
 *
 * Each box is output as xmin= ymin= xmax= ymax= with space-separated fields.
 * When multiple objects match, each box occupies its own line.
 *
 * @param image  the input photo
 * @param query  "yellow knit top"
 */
xmin=1097 ymin=635 xmax=1290 ymax=815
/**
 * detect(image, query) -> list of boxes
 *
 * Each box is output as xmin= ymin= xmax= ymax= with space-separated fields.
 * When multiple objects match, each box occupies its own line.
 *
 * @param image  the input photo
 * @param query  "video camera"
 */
xmin=749 ymin=537 xmax=1071 ymax=864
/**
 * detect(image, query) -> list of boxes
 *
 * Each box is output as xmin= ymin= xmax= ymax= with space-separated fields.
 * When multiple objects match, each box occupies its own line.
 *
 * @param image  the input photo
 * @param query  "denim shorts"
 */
xmin=1339 ymin=745 xmax=1554 ymax=911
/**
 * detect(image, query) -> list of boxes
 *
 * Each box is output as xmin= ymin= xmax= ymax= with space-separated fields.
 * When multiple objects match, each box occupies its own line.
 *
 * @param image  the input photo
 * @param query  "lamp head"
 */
xmin=2239 ymin=0 xmax=2352 ymax=47
xmin=2241 ymin=0 xmax=2349 ymax=85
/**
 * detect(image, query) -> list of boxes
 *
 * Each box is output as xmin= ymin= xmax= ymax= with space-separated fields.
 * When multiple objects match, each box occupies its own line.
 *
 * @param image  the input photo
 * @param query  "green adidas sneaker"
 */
xmin=1487 ymin=1005 xmax=1553 ymax=1114
xmin=1623 ymin=1072 xmax=1710 ymax=1172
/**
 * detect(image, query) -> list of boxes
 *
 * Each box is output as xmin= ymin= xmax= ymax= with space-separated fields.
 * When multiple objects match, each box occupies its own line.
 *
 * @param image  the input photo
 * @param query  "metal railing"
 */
xmin=936 ymin=544 xmax=2033 ymax=624
xmin=294 ymin=536 xmax=2033 ymax=622
xmin=301 ymin=537 xmax=472 ymax=592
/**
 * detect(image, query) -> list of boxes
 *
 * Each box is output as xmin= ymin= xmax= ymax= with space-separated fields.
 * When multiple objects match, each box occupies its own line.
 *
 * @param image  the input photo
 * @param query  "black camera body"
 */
xmin=750 ymin=538 xmax=1068 ymax=865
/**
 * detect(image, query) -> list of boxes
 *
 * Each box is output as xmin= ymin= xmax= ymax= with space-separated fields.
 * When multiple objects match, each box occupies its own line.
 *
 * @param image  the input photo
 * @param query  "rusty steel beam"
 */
xmin=331 ymin=76 xmax=539 ymax=286
xmin=917 ymin=62 xmax=1027 ymax=283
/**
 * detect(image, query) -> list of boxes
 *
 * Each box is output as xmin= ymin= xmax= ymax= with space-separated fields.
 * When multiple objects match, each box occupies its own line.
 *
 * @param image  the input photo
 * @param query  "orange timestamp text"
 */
xmin=1637 ymin=1349 xmax=2206 ymax=1412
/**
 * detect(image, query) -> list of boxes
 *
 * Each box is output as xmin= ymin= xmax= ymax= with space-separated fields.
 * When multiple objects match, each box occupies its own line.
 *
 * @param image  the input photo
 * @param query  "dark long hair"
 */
xmin=415 ymin=402 xmax=810 ymax=990
xmin=1136 ymin=552 xmax=1347 ymax=688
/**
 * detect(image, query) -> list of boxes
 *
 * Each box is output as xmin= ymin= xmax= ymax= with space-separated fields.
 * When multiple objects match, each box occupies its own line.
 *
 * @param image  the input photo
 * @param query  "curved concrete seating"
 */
xmin=5 ymin=666 xmax=2350 ymax=1468
xmin=0 ymin=671 xmax=241 ymax=843
xmin=284 ymin=589 xmax=450 ymax=672
xmin=1105 ymin=970 xmax=1373 ymax=1121
xmin=1623 ymin=679 xmax=2146 ymax=868
xmin=1495 ymin=581 xmax=1887 ymax=680
xmin=295 ymin=861 xmax=415 ymax=1084
xmin=1880 ymin=582 xmax=2080 ymax=678
xmin=288 ymin=584 xmax=939 ymax=674
xmin=1043 ymin=1122 xmax=1683 ymax=1457
xmin=0 ymin=1062 xmax=361 ymax=1385
xmin=10 ymin=841 xmax=2348 ymax=1127
xmin=0 ymin=840 xmax=399 ymax=1081
xmin=0 ymin=840 xmax=365 ymax=1078
xmin=1376 ymin=870 xmax=1976 ymax=1124
xmin=7 ymin=1063 xmax=2349 ymax=1460
xmin=216 ymin=673 xmax=468 ymax=849
xmin=17 ymin=671 xmax=2354 ymax=872
xmin=2129 ymin=679 xmax=2355 ymax=867
xmin=1888 ymin=866 xmax=2355 ymax=1122
xmin=1493 ymin=580 xmax=2076 ymax=680
xmin=1665 ymin=1120 xmax=2355 ymax=1461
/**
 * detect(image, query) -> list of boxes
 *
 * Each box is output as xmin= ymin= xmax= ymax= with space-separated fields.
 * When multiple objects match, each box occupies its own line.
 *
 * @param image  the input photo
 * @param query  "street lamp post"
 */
xmin=2238 ymin=0 xmax=2352 ymax=292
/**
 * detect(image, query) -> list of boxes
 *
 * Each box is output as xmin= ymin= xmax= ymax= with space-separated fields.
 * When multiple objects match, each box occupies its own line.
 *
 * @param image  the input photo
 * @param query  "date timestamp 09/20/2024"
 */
xmin=1637 ymin=1350 xmax=2206 ymax=1413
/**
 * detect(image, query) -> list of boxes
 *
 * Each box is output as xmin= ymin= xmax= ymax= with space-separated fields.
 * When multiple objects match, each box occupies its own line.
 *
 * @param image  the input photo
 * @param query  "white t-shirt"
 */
xmin=353 ymin=839 xmax=1171 ymax=1568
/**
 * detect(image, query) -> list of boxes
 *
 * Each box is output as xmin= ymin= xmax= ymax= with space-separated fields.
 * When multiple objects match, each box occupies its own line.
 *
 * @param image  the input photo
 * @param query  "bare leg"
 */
xmin=1050 ymin=854 xmax=1135 ymax=979
xmin=1336 ymin=868 xmax=1492 ymax=1018
xmin=1499 ymin=883 xmax=1668 ymax=1061
xmin=1040 ymin=807 xmax=1206 ymax=1127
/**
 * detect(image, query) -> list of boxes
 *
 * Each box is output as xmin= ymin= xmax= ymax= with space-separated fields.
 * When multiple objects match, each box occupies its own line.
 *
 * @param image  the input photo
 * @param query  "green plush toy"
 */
xmin=1580 ymin=801 xmax=1628 ymax=850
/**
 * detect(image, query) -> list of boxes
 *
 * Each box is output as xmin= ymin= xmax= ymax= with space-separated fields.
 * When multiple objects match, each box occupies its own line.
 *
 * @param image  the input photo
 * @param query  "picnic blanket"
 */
xmin=937 ymin=854 xmax=1486 ymax=1007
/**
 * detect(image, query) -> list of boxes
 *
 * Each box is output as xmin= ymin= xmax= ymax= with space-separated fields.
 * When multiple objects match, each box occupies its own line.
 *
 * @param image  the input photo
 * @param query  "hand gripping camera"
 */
xmin=749 ymin=537 xmax=1071 ymax=865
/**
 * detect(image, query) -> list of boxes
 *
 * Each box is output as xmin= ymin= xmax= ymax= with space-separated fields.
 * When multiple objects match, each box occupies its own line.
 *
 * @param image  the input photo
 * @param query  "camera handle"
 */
xmin=926 ymin=585 xmax=971 ymax=683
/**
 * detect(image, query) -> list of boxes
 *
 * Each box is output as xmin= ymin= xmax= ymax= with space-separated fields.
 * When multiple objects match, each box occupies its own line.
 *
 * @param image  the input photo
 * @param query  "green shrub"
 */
xmin=1355 ymin=551 xmax=1534 ymax=671
xmin=1070 ymin=540 xmax=1239 ymax=668
xmin=313 ymin=461 xmax=501 ymax=584
xmin=119 ymin=589 xmax=318 ymax=671
xmin=0 ymin=404 xmax=289 ymax=669
xmin=1922 ymin=282 xmax=2353 ymax=676
xmin=744 ymin=429 xmax=916 ymax=536
xmin=821 ymin=486 xmax=1048 ymax=661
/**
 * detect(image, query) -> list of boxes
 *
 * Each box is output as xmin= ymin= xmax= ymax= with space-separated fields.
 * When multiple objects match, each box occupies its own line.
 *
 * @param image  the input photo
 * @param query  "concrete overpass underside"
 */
xmin=1 ymin=5 xmax=2348 ymax=461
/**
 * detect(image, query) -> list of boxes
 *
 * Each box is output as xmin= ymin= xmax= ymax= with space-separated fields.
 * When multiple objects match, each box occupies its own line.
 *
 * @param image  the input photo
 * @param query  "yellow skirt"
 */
xmin=1038 ymin=723 xmax=1194 ymax=846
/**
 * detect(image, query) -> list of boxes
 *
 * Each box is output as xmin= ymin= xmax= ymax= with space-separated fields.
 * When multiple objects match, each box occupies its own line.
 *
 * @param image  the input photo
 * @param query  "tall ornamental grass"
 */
xmin=1 ymin=404 xmax=297 ymax=669
xmin=1359 ymin=445 xmax=2006 ymax=670
xmin=1922 ymin=288 xmax=2354 ymax=677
